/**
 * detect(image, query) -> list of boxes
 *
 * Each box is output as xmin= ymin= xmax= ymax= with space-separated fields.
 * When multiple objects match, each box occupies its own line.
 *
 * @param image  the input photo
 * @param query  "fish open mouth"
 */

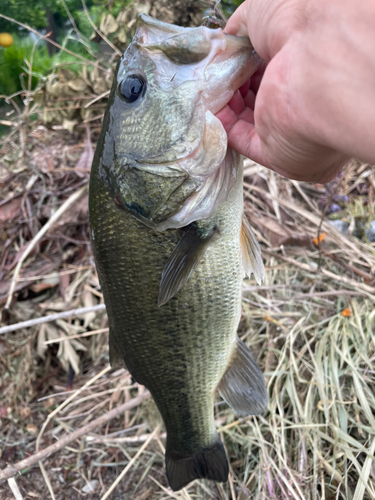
xmin=134 ymin=14 xmax=262 ymax=115
xmin=110 ymin=15 xmax=262 ymax=231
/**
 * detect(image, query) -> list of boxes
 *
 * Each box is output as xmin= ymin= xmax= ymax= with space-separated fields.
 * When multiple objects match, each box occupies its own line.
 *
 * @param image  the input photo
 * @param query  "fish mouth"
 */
xmin=201 ymin=33 xmax=261 ymax=115
xmin=135 ymin=14 xmax=262 ymax=115
xmin=111 ymin=15 xmax=261 ymax=231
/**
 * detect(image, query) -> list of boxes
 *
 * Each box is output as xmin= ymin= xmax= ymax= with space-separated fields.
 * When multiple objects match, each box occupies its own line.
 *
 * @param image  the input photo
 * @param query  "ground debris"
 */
xmin=1 ymin=2 xmax=375 ymax=497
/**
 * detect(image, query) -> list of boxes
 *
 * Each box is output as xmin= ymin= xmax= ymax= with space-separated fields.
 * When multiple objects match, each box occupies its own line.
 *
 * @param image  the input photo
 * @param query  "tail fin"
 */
xmin=166 ymin=438 xmax=229 ymax=491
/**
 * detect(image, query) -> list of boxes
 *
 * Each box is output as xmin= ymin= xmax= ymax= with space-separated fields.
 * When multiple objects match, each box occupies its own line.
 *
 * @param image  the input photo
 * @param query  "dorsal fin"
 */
xmin=218 ymin=338 xmax=268 ymax=416
xmin=241 ymin=214 xmax=265 ymax=285
xmin=158 ymin=224 xmax=218 ymax=306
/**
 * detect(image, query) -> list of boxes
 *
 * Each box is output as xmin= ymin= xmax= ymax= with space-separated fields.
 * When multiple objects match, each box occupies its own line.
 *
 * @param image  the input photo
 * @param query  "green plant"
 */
xmin=0 ymin=33 xmax=99 ymax=99
xmin=0 ymin=36 xmax=53 ymax=96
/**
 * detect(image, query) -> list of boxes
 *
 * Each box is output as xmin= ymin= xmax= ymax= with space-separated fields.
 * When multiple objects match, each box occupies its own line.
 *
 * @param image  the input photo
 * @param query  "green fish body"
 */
xmin=89 ymin=14 xmax=267 ymax=491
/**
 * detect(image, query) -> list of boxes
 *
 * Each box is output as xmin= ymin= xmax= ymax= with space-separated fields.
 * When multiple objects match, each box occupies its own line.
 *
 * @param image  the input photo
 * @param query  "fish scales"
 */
xmin=90 ymin=14 xmax=267 ymax=491
xmin=91 ymin=161 xmax=243 ymax=451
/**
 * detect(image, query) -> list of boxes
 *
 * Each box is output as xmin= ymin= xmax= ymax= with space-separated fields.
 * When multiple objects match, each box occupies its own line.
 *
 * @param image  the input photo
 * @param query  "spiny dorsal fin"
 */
xmin=217 ymin=338 xmax=268 ymax=416
xmin=241 ymin=214 xmax=265 ymax=285
xmin=158 ymin=224 xmax=217 ymax=307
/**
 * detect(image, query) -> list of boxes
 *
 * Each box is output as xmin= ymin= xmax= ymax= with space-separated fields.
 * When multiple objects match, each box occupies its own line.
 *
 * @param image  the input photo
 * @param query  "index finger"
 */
xmin=224 ymin=2 xmax=250 ymax=36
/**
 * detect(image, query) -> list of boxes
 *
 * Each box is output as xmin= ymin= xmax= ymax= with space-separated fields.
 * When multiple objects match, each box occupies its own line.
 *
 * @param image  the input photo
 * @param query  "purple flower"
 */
xmin=328 ymin=203 xmax=342 ymax=214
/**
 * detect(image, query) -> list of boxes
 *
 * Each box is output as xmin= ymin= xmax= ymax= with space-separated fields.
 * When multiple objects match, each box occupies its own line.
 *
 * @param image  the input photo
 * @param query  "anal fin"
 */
xmin=158 ymin=223 xmax=217 ymax=306
xmin=241 ymin=215 xmax=265 ymax=285
xmin=218 ymin=338 xmax=268 ymax=416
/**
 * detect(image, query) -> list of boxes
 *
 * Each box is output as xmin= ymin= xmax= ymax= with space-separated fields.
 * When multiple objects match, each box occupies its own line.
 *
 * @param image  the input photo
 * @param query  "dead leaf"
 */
xmin=37 ymin=323 xmax=54 ymax=359
xmin=116 ymin=27 xmax=127 ymax=44
xmin=116 ymin=10 xmax=127 ymax=24
xmin=0 ymin=260 xmax=62 ymax=304
xmin=53 ymin=321 xmax=87 ymax=374
xmin=59 ymin=273 xmax=70 ymax=302
xmin=252 ymin=216 xmax=311 ymax=248
xmin=26 ymin=492 xmax=40 ymax=499
xmin=26 ymin=424 xmax=38 ymax=434
xmin=0 ymin=339 xmax=6 ymax=355
xmin=245 ymin=173 xmax=293 ymax=223
xmin=67 ymin=78 xmax=88 ymax=93
xmin=100 ymin=13 xmax=119 ymax=35
xmin=0 ymin=198 xmax=21 ymax=223
xmin=19 ymin=407 xmax=31 ymax=419
xmin=0 ymin=406 xmax=10 ymax=418
xmin=75 ymin=128 xmax=93 ymax=177
xmin=62 ymin=118 xmax=78 ymax=133
xmin=49 ymin=192 xmax=88 ymax=229
xmin=58 ymin=335 xmax=81 ymax=374
xmin=30 ymin=149 xmax=56 ymax=173
xmin=29 ymin=276 xmax=59 ymax=293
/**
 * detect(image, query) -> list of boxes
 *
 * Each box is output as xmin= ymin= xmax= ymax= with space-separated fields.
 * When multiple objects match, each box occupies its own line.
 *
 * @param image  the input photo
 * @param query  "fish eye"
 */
xmin=119 ymin=74 xmax=146 ymax=103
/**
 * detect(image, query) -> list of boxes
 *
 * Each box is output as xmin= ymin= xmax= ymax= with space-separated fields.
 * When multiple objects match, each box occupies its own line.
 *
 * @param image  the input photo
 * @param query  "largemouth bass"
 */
xmin=89 ymin=14 xmax=267 ymax=491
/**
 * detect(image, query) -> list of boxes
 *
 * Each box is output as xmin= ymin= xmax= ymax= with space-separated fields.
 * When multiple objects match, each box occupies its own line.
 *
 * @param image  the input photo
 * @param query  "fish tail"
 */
xmin=166 ymin=437 xmax=229 ymax=491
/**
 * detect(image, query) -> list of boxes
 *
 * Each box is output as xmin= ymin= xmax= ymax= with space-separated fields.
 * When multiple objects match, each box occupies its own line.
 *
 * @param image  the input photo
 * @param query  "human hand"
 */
xmin=216 ymin=0 xmax=375 ymax=182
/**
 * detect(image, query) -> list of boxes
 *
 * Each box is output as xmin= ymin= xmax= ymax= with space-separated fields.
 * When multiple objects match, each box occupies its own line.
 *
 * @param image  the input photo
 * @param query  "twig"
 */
xmin=0 ymin=304 xmax=106 ymax=334
xmin=39 ymin=460 xmax=55 ymax=500
xmin=3 ymin=186 xmax=87 ymax=312
xmin=60 ymin=0 xmax=97 ymax=59
xmin=101 ymin=424 xmax=161 ymax=500
xmin=36 ymin=366 xmax=112 ymax=455
xmin=85 ymin=90 xmax=110 ymax=108
xmin=7 ymin=477 xmax=23 ymax=500
xmin=87 ymin=431 xmax=166 ymax=444
xmin=0 ymin=14 xmax=107 ymax=72
xmin=81 ymin=0 xmax=122 ymax=56
xmin=262 ymin=249 xmax=375 ymax=299
xmin=36 ymin=365 xmax=112 ymax=499
xmin=0 ymin=391 xmax=150 ymax=482
xmin=44 ymin=326 xmax=109 ymax=344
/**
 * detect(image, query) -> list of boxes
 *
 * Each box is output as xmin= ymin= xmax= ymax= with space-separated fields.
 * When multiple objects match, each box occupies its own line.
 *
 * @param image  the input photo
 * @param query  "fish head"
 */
xmin=98 ymin=14 xmax=261 ymax=230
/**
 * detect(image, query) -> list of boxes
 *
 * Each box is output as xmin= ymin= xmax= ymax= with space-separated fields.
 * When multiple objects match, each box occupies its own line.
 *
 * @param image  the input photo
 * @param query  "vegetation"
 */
xmin=0 ymin=0 xmax=136 ymax=99
xmin=0 ymin=36 xmax=97 ymax=97
xmin=2 ymin=1 xmax=374 ymax=499
xmin=0 ymin=0 xmax=129 ymax=39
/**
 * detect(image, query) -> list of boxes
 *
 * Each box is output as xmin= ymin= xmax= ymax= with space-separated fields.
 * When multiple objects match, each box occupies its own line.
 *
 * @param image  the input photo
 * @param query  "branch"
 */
xmin=81 ymin=0 xmax=122 ymax=56
xmin=0 ymin=391 xmax=150 ymax=482
xmin=0 ymin=304 xmax=106 ymax=335
xmin=0 ymin=14 xmax=108 ymax=72
xmin=3 ymin=186 xmax=87 ymax=311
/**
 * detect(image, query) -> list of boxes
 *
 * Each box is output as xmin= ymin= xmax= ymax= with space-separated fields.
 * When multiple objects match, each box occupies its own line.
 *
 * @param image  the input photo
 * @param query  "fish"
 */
xmin=89 ymin=14 xmax=267 ymax=491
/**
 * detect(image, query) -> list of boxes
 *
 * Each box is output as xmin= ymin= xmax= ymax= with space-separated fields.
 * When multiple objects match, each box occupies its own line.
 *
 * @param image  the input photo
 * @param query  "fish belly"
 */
xmin=90 ymin=157 xmax=243 ymax=462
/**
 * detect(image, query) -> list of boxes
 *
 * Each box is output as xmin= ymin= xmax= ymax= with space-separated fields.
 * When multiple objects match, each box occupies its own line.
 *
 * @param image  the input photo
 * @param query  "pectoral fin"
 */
xmin=241 ymin=215 xmax=265 ymax=285
xmin=158 ymin=224 xmax=217 ymax=307
xmin=218 ymin=338 xmax=268 ymax=416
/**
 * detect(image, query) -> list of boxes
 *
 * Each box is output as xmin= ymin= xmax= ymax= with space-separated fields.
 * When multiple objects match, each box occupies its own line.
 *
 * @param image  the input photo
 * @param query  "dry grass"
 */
xmin=1 ymin=1 xmax=375 ymax=498
xmin=0 ymin=139 xmax=374 ymax=499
